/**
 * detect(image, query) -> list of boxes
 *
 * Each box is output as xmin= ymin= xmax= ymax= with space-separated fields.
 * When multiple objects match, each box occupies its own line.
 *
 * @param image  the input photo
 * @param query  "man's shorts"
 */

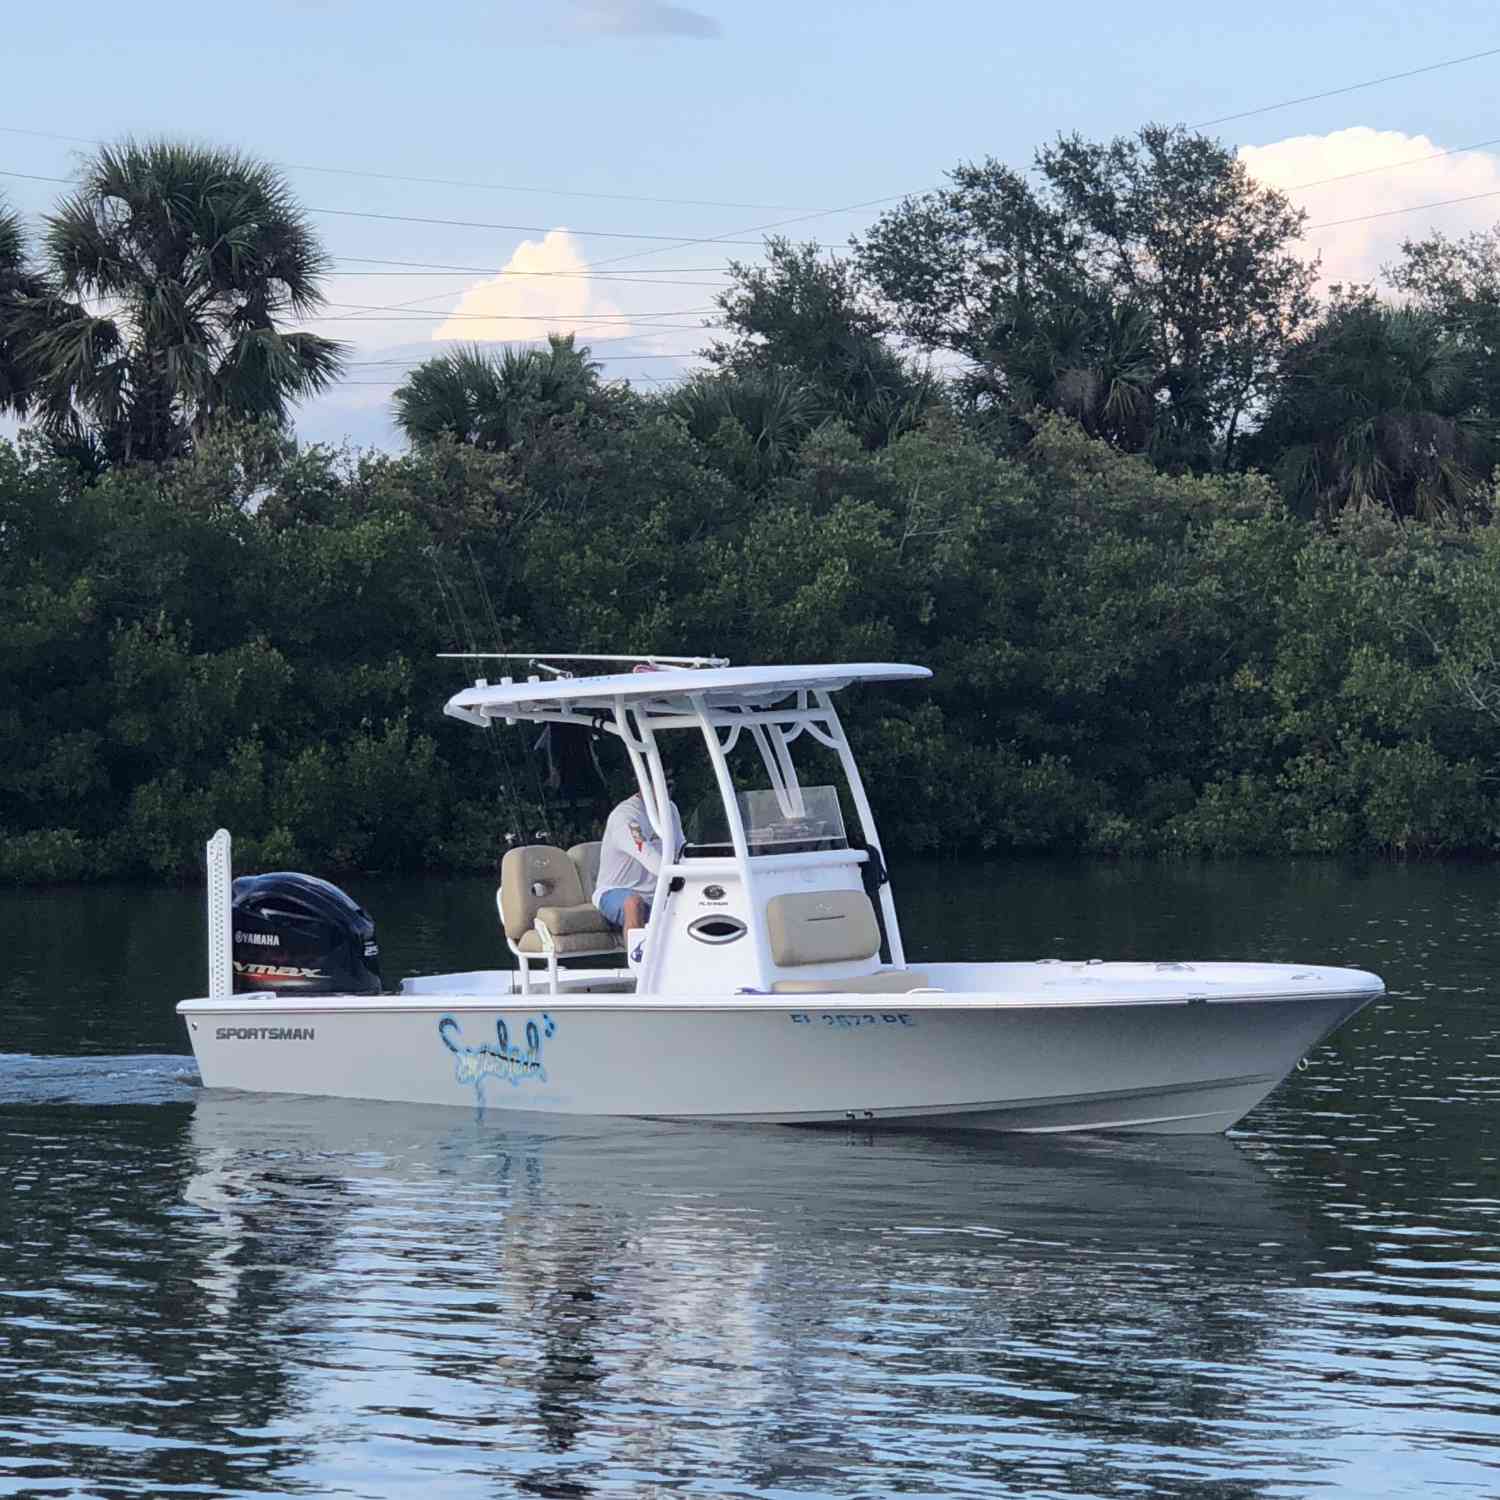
xmin=597 ymin=888 xmax=651 ymax=929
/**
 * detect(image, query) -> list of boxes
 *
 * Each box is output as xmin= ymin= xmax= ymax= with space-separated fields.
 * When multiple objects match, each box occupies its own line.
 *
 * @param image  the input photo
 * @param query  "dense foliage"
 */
xmin=5 ymin=129 xmax=1500 ymax=883
xmin=5 ymin=407 xmax=1500 ymax=884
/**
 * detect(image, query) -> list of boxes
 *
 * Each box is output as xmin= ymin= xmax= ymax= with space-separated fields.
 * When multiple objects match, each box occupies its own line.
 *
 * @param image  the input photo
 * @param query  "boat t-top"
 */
xmin=177 ymin=657 xmax=1383 ymax=1133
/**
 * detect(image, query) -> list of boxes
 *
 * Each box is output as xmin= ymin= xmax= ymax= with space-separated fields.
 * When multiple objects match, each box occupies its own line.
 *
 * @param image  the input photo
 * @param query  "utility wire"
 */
xmin=309 ymin=204 xmax=832 ymax=246
xmin=0 ymin=165 xmax=839 ymax=247
xmin=333 ymin=256 xmax=729 ymax=275
xmin=1282 ymin=134 xmax=1500 ymax=192
xmin=1304 ymin=185 xmax=1500 ymax=231
xmin=0 ymin=122 xmax=836 ymax=214
xmin=328 ymin=270 xmax=729 ymax=287
xmin=577 ymin=190 xmax=909 ymax=274
xmin=1195 ymin=44 xmax=1500 ymax=129
xmin=332 ymin=327 xmax=713 ymax=351
xmin=350 ymin=351 xmax=696 ymax=366
xmin=7 ymin=44 xmax=1500 ymax=257
xmin=320 ymin=298 xmax=714 ymax=320
xmin=303 ymin=316 xmax=720 ymax=330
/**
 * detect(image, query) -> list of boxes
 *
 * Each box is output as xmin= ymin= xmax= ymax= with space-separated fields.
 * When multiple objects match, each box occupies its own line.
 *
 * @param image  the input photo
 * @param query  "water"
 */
xmin=2 ymin=859 xmax=1499 ymax=1497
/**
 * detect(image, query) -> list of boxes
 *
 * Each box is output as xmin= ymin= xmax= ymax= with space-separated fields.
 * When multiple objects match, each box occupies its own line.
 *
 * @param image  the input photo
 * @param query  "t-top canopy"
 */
xmin=445 ymin=662 xmax=930 ymax=723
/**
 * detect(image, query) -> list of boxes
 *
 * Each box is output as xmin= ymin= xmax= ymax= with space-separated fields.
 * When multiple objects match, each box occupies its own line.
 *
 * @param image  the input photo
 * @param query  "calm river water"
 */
xmin=2 ymin=859 xmax=1498 ymax=1498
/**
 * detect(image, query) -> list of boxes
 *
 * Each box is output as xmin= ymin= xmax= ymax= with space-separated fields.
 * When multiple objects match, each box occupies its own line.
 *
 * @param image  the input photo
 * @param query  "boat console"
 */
xmin=463 ymin=664 xmax=932 ymax=998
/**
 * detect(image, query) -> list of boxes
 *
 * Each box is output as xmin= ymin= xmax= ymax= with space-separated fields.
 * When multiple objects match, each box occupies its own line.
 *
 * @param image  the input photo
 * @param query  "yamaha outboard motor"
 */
xmin=231 ymin=872 xmax=382 ymax=995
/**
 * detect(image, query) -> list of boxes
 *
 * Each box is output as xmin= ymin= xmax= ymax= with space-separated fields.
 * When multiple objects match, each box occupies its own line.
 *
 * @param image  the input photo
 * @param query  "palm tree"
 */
xmin=393 ymin=334 xmax=604 ymax=451
xmin=0 ymin=196 xmax=51 ymax=418
xmin=971 ymin=291 xmax=1159 ymax=453
xmin=19 ymin=140 xmax=344 ymax=464
xmin=669 ymin=367 xmax=823 ymax=481
xmin=1246 ymin=292 xmax=1493 ymax=524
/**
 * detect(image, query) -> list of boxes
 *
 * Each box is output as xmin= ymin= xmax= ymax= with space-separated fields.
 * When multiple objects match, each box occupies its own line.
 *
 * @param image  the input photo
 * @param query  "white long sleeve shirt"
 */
xmin=593 ymin=792 xmax=684 ymax=904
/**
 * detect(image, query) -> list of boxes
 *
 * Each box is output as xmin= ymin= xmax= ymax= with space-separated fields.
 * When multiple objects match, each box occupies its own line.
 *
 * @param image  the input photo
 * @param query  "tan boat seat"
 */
xmin=568 ymin=840 xmax=603 ymax=898
xmin=765 ymin=889 xmax=881 ymax=967
xmin=771 ymin=970 xmax=933 ymax=995
xmin=515 ymin=927 xmax=625 ymax=956
xmin=498 ymin=844 xmax=622 ymax=960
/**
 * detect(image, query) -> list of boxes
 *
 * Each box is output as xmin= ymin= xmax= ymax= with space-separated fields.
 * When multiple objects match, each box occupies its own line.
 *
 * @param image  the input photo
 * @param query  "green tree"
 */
xmin=708 ymin=238 xmax=937 ymax=448
xmin=18 ymin=140 xmax=344 ymax=465
xmin=1244 ymin=289 xmax=1493 ymax=525
xmin=0 ymin=196 xmax=51 ymax=417
xmin=979 ymin=295 xmax=1158 ymax=452
xmin=392 ymin=333 xmax=607 ymax=452
xmin=667 ymin=366 xmax=823 ymax=485
xmin=1388 ymin=225 xmax=1500 ymax=431
xmin=857 ymin=124 xmax=1317 ymax=469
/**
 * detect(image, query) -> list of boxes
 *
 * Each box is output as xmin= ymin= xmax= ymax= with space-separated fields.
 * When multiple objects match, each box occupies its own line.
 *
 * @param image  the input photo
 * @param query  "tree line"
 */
xmin=3 ymin=130 xmax=1500 ymax=883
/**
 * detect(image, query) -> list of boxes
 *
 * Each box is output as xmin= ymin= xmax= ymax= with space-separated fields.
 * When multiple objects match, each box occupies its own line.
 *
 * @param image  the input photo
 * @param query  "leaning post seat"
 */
xmin=497 ymin=844 xmax=624 ymax=993
xmin=567 ymin=841 xmax=603 ymax=898
xmin=761 ymin=889 xmax=936 ymax=994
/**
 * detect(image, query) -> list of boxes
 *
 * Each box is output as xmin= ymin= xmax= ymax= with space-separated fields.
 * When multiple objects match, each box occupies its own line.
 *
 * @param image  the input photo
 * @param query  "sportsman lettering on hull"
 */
xmin=216 ymin=1026 xmax=317 ymax=1040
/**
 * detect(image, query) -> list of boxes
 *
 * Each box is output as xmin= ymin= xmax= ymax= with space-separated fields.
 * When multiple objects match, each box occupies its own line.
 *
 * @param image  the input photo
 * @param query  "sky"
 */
xmin=2 ymin=0 xmax=1499 ymax=450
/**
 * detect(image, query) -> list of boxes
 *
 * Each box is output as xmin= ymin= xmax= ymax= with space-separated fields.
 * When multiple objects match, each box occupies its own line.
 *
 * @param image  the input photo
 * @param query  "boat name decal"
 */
xmin=216 ymin=1026 xmax=317 ymax=1040
xmin=789 ymin=1012 xmax=914 ymax=1028
xmin=439 ymin=1013 xmax=555 ymax=1100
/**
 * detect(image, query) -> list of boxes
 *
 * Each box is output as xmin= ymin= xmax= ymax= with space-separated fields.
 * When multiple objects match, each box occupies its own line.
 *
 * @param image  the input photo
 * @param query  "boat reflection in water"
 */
xmin=181 ymin=1091 xmax=1337 ymax=1496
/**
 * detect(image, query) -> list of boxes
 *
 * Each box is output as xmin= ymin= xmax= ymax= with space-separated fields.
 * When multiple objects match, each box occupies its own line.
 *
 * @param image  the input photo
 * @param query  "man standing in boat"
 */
xmin=593 ymin=786 xmax=684 ymax=932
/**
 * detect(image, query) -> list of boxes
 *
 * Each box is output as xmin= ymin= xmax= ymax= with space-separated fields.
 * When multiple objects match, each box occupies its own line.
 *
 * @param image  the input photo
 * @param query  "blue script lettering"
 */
xmin=438 ymin=1013 xmax=554 ymax=1102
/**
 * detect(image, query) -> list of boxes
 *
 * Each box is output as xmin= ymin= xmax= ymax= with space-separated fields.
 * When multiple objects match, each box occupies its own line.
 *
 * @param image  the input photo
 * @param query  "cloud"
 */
xmin=282 ymin=228 xmax=706 ymax=448
xmin=1239 ymin=127 xmax=1500 ymax=293
xmin=570 ymin=1 xmax=722 ymax=39
xmin=430 ymin=227 xmax=633 ymax=344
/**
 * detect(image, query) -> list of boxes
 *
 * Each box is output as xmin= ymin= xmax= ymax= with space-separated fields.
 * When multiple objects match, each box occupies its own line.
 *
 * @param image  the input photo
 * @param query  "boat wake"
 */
xmin=0 ymin=1052 xmax=200 ymax=1107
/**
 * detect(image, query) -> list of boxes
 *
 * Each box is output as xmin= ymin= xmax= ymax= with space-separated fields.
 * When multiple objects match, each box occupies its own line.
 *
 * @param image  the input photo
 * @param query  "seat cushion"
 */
xmin=536 ymin=902 xmax=612 ymax=937
xmin=568 ymin=841 xmax=603 ymax=898
xmin=770 ymin=971 xmax=933 ymax=994
xmin=499 ymin=846 xmax=586 ymax=941
xmin=516 ymin=929 xmax=626 ymax=956
xmin=765 ymin=890 xmax=881 ymax=967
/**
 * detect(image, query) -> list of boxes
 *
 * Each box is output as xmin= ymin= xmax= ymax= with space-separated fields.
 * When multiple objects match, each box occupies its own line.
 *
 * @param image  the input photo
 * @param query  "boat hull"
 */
xmin=176 ymin=963 xmax=1380 ymax=1135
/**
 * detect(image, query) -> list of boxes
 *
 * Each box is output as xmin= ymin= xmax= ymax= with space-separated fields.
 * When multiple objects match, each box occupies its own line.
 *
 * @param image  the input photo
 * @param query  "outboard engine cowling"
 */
xmin=231 ymin=872 xmax=382 ymax=995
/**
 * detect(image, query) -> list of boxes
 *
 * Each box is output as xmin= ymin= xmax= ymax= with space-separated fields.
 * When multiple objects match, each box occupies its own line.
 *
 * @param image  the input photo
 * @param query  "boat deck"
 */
xmin=178 ymin=960 xmax=1382 ymax=1016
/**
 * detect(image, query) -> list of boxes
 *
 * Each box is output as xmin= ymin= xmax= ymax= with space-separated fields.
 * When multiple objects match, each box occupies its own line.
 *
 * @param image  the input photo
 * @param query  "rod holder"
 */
xmin=206 ymin=829 xmax=233 ymax=1000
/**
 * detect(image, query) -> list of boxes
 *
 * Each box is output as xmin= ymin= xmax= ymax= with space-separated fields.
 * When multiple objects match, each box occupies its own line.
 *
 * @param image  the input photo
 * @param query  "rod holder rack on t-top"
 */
xmin=436 ymin=652 xmax=730 ymax=680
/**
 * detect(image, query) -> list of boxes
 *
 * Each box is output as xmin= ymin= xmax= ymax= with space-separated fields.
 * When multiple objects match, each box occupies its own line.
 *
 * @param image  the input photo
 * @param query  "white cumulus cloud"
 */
xmin=431 ymin=227 xmax=630 ymax=345
xmin=1239 ymin=127 xmax=1500 ymax=293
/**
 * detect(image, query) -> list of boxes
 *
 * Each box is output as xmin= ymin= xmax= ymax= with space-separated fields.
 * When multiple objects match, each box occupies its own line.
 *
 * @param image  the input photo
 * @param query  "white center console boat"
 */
xmin=177 ymin=659 xmax=1383 ymax=1133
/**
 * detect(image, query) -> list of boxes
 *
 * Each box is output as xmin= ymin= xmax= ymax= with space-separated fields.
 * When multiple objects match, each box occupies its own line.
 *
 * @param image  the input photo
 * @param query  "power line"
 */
xmin=0 ymin=122 xmax=839 ymax=214
xmin=328 ymin=270 xmax=729 ymax=287
xmin=333 ymin=255 xmax=729 ymax=275
xmin=1195 ymin=44 xmax=1500 ymax=129
xmin=303 ymin=316 xmax=719 ymax=329
xmin=0 ymin=165 xmax=839 ymax=248
xmin=0 ymin=167 xmax=68 ymax=186
xmin=1282 ymin=134 xmax=1500 ymax=192
xmin=577 ymin=190 xmax=908 ymax=274
xmin=309 ymin=202 xmax=832 ymax=246
xmin=350 ymin=351 xmax=698 ymax=366
xmin=6 ymin=43 xmax=1499 ymax=267
xmin=320 ymin=299 xmax=714 ymax=321
xmin=284 ymin=164 xmax=821 ymax=215
xmin=1303 ymin=185 xmax=1500 ymax=231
